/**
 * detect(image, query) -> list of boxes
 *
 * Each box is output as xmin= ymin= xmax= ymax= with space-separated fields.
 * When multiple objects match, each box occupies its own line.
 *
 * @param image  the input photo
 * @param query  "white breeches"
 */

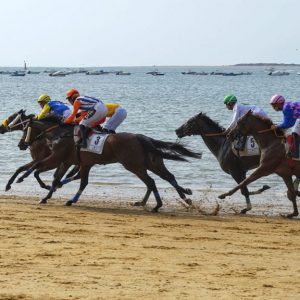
xmin=80 ymin=102 xmax=108 ymax=128
xmin=103 ymin=107 xmax=127 ymax=131
xmin=292 ymin=119 xmax=300 ymax=135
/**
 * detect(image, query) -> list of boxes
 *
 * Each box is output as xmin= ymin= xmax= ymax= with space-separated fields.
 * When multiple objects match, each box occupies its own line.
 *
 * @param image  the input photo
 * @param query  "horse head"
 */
xmin=0 ymin=109 xmax=32 ymax=134
xmin=18 ymin=117 xmax=65 ymax=151
xmin=176 ymin=112 xmax=225 ymax=138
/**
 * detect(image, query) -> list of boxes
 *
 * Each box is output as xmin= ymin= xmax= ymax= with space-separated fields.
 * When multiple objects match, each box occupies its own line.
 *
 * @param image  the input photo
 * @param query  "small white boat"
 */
xmin=86 ymin=70 xmax=110 ymax=75
xmin=49 ymin=71 xmax=67 ymax=77
xmin=268 ymin=71 xmax=289 ymax=76
xmin=116 ymin=71 xmax=131 ymax=75
xmin=10 ymin=71 xmax=26 ymax=76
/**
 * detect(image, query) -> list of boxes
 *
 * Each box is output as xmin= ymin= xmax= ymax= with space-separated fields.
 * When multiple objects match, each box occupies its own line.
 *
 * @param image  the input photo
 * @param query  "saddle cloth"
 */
xmin=81 ymin=132 xmax=109 ymax=154
xmin=232 ymin=136 xmax=260 ymax=157
xmin=286 ymin=135 xmax=300 ymax=162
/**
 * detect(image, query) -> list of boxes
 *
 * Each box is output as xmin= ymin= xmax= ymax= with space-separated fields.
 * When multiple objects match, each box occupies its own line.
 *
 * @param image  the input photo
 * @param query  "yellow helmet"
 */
xmin=37 ymin=94 xmax=51 ymax=103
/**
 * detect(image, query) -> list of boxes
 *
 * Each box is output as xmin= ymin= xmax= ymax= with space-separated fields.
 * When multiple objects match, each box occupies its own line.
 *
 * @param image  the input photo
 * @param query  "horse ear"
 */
xmin=247 ymin=109 xmax=253 ymax=115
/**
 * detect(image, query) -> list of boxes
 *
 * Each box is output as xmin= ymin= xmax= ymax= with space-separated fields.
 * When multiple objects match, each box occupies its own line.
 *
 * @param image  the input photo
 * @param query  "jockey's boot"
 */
xmin=234 ymin=135 xmax=247 ymax=151
xmin=102 ymin=128 xmax=116 ymax=134
xmin=79 ymin=125 xmax=88 ymax=148
xmin=290 ymin=132 xmax=300 ymax=158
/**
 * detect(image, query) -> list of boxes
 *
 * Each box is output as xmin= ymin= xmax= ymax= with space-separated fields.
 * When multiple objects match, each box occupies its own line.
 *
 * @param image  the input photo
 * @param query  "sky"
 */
xmin=0 ymin=0 xmax=299 ymax=67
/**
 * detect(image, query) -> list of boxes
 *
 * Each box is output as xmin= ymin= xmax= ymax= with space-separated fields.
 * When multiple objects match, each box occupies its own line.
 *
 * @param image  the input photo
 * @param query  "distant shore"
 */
xmin=234 ymin=63 xmax=300 ymax=67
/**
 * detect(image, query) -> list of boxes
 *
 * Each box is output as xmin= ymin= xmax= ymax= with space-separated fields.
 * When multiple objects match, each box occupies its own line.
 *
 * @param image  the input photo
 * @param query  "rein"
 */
xmin=204 ymin=132 xmax=226 ymax=137
xmin=257 ymin=127 xmax=285 ymax=138
xmin=25 ymin=124 xmax=60 ymax=145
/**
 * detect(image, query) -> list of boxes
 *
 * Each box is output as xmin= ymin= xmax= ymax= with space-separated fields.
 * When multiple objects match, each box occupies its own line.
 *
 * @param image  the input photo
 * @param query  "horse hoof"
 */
xmin=185 ymin=188 xmax=193 ymax=195
xmin=5 ymin=185 xmax=11 ymax=191
xmin=16 ymin=178 xmax=24 ymax=183
xmin=39 ymin=199 xmax=47 ymax=204
xmin=240 ymin=208 xmax=248 ymax=214
xmin=133 ymin=201 xmax=143 ymax=207
xmin=151 ymin=207 xmax=159 ymax=213
xmin=262 ymin=185 xmax=271 ymax=191
xmin=184 ymin=198 xmax=193 ymax=205
xmin=65 ymin=200 xmax=73 ymax=206
xmin=218 ymin=194 xmax=226 ymax=199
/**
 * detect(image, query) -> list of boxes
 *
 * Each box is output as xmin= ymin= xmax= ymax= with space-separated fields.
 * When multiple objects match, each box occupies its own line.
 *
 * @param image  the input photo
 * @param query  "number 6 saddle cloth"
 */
xmin=232 ymin=136 xmax=260 ymax=157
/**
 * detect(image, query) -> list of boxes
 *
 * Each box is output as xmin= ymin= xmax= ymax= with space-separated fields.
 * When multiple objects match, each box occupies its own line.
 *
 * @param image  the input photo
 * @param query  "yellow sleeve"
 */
xmin=35 ymin=103 xmax=51 ymax=120
xmin=105 ymin=103 xmax=120 ymax=117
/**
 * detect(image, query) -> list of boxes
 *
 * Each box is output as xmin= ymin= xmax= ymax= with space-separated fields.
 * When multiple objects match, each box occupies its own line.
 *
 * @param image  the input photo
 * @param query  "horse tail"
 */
xmin=136 ymin=134 xmax=202 ymax=162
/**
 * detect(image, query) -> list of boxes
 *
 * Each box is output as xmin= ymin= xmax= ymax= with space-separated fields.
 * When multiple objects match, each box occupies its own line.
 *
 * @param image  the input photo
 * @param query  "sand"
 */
xmin=0 ymin=195 xmax=300 ymax=300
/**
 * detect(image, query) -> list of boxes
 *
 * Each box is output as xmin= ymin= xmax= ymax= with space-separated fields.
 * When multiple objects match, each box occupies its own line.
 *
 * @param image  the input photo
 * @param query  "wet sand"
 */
xmin=0 ymin=196 xmax=300 ymax=300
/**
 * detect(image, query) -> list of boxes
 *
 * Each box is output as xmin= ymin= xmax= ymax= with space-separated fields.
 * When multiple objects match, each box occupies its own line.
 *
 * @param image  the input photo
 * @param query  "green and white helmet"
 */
xmin=224 ymin=94 xmax=237 ymax=105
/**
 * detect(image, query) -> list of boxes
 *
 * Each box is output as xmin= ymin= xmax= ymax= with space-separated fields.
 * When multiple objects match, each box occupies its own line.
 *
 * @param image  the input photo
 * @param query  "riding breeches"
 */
xmin=80 ymin=102 xmax=108 ymax=128
xmin=292 ymin=119 xmax=300 ymax=135
xmin=103 ymin=107 xmax=127 ymax=131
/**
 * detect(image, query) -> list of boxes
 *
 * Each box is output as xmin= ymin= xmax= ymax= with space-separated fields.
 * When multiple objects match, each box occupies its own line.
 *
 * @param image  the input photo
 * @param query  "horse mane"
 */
xmin=250 ymin=113 xmax=274 ymax=126
xmin=40 ymin=116 xmax=61 ymax=124
xmin=196 ymin=112 xmax=225 ymax=132
xmin=249 ymin=112 xmax=285 ymax=136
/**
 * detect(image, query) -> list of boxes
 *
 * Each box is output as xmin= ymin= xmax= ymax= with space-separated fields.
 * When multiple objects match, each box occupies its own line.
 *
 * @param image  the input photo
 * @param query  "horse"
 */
xmin=18 ymin=118 xmax=202 ymax=212
xmin=0 ymin=109 xmax=53 ymax=190
xmin=219 ymin=110 xmax=299 ymax=218
xmin=175 ymin=112 xmax=270 ymax=213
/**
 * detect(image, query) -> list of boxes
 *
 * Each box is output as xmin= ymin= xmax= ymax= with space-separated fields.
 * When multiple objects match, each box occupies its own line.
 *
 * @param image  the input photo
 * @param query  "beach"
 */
xmin=1 ymin=195 xmax=299 ymax=300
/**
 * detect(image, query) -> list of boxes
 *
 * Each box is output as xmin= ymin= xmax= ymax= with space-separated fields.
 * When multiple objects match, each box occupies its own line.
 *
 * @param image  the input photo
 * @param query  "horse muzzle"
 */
xmin=18 ymin=141 xmax=29 ymax=151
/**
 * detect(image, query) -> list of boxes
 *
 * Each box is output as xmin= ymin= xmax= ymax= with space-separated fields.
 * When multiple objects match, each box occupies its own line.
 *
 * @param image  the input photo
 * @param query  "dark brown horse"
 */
xmin=18 ymin=118 xmax=202 ymax=212
xmin=219 ymin=110 xmax=299 ymax=218
xmin=175 ymin=112 xmax=270 ymax=213
xmin=0 ymin=110 xmax=52 ymax=190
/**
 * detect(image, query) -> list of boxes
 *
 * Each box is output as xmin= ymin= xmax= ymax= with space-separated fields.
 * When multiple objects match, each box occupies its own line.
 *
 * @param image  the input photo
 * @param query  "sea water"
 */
xmin=0 ymin=66 xmax=299 ymax=207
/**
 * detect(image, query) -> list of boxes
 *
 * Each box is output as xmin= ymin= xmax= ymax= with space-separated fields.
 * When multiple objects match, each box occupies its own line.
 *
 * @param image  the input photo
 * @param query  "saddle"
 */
xmin=232 ymin=136 xmax=260 ymax=157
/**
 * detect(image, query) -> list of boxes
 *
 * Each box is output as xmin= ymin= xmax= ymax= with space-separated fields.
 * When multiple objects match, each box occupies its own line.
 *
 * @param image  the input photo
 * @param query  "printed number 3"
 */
xmin=94 ymin=136 xmax=101 ymax=145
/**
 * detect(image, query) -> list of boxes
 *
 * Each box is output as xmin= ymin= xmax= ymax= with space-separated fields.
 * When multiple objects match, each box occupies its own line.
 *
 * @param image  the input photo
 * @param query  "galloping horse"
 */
xmin=218 ymin=111 xmax=299 ymax=218
xmin=175 ymin=112 xmax=270 ymax=213
xmin=0 ymin=110 xmax=52 ymax=190
xmin=18 ymin=118 xmax=202 ymax=212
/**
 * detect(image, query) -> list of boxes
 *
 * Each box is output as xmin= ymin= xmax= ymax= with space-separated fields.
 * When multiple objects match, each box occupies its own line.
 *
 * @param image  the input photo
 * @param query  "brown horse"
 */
xmin=219 ymin=110 xmax=299 ymax=218
xmin=0 ymin=110 xmax=53 ymax=190
xmin=175 ymin=112 xmax=270 ymax=213
xmin=18 ymin=118 xmax=202 ymax=211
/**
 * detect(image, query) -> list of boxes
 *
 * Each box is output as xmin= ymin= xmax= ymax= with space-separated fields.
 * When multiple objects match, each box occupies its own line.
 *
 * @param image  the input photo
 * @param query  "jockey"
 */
xmin=64 ymin=89 xmax=127 ymax=148
xmin=270 ymin=94 xmax=300 ymax=158
xmin=224 ymin=94 xmax=268 ymax=150
xmin=35 ymin=94 xmax=71 ymax=120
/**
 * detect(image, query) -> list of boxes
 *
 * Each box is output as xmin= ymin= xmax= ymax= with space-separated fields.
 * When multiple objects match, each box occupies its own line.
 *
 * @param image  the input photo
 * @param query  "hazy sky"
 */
xmin=1 ymin=0 xmax=299 ymax=67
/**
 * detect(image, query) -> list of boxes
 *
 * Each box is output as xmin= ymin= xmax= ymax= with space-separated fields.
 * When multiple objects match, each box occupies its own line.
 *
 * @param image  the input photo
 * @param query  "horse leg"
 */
xmin=34 ymin=170 xmax=51 ymax=190
xmin=65 ymin=166 xmax=91 ymax=206
xmin=282 ymin=176 xmax=299 ymax=218
xmin=219 ymin=166 xmax=271 ymax=199
xmin=39 ymin=163 xmax=72 ymax=204
xmin=17 ymin=153 xmax=63 ymax=183
xmin=148 ymin=157 xmax=192 ymax=204
xmin=124 ymin=164 xmax=162 ymax=212
xmin=6 ymin=161 xmax=35 ymax=191
xmin=64 ymin=165 xmax=80 ymax=179
xmin=231 ymin=170 xmax=252 ymax=214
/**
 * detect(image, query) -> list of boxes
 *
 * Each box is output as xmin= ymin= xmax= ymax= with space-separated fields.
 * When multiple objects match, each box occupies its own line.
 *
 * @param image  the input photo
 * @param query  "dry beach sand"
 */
xmin=0 ymin=195 xmax=300 ymax=300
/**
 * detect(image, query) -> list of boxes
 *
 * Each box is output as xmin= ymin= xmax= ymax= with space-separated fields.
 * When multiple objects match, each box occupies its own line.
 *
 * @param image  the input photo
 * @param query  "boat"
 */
xmin=49 ymin=71 xmax=67 ymax=77
xmin=181 ymin=71 xmax=208 ymax=75
xmin=27 ymin=70 xmax=40 ymax=74
xmin=146 ymin=70 xmax=165 ymax=76
xmin=268 ymin=71 xmax=289 ymax=76
xmin=116 ymin=71 xmax=131 ymax=75
xmin=86 ymin=70 xmax=110 ymax=75
xmin=10 ymin=71 xmax=26 ymax=76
